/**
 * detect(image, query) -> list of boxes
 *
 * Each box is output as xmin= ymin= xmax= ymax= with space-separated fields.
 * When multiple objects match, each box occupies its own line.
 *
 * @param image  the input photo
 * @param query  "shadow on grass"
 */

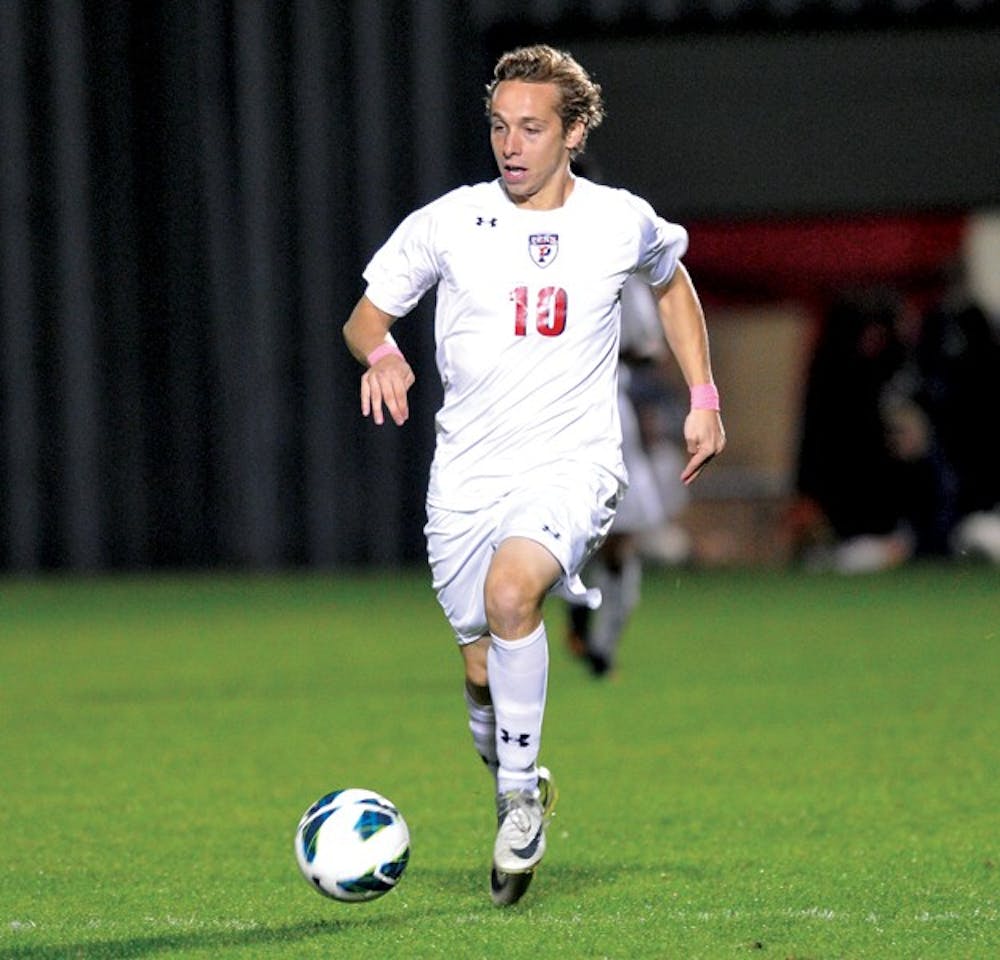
xmin=3 ymin=862 xmax=662 ymax=957
xmin=430 ymin=860 xmax=653 ymax=905
xmin=2 ymin=911 xmax=425 ymax=959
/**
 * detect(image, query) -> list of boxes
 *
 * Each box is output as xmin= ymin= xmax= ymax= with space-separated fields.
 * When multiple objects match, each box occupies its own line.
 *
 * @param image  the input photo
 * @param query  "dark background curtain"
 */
xmin=2 ymin=0 xmax=998 ymax=572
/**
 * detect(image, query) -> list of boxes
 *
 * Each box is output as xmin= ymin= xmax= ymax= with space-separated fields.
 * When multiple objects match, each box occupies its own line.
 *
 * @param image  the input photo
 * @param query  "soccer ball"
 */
xmin=294 ymin=788 xmax=410 ymax=902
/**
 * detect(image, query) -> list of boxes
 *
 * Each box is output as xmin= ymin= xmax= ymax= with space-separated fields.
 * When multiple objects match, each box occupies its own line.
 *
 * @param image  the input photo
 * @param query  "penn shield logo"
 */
xmin=528 ymin=233 xmax=558 ymax=267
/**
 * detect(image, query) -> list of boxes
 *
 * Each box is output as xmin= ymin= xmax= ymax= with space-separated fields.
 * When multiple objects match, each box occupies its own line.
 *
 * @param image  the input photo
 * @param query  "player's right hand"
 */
xmin=361 ymin=355 xmax=415 ymax=426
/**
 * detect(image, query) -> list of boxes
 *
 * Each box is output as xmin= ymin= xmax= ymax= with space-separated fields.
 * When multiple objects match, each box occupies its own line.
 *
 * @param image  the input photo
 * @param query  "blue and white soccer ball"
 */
xmin=294 ymin=788 xmax=410 ymax=902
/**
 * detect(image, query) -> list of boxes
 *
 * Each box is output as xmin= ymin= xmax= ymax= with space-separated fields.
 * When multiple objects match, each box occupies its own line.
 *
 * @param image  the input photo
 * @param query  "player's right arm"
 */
xmin=343 ymin=295 xmax=415 ymax=427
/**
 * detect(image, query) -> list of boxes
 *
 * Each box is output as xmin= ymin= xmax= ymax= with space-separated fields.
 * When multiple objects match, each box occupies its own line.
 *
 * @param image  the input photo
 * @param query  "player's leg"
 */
xmin=425 ymin=505 xmax=501 ymax=787
xmin=462 ymin=627 xmax=555 ymax=906
xmin=461 ymin=640 xmax=498 ymax=781
xmin=428 ymin=473 xmax=618 ymax=904
xmin=426 ymin=504 xmax=547 ymax=903
xmin=581 ymin=532 xmax=641 ymax=676
xmin=566 ymin=598 xmax=591 ymax=658
xmin=484 ymin=536 xmax=559 ymax=798
xmin=481 ymin=536 xmax=559 ymax=900
xmin=484 ymin=467 xmax=618 ymax=884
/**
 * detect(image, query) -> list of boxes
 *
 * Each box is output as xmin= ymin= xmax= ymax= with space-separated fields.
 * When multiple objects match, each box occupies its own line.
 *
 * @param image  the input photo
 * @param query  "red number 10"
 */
xmin=511 ymin=286 xmax=567 ymax=337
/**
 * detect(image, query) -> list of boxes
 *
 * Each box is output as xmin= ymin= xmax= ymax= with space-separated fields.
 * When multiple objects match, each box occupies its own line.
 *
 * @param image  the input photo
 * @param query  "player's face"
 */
xmin=489 ymin=80 xmax=583 ymax=209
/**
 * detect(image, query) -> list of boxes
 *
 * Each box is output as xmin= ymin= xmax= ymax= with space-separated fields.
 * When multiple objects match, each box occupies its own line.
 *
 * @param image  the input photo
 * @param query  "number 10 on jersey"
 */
xmin=511 ymin=286 xmax=568 ymax=337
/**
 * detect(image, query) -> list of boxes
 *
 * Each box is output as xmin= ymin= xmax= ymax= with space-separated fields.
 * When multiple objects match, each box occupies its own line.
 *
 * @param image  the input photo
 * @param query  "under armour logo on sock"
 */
xmin=499 ymin=728 xmax=531 ymax=747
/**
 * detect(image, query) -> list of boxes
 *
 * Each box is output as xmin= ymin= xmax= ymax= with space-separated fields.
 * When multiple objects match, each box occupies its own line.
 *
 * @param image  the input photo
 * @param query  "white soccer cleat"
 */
xmin=493 ymin=789 xmax=546 ymax=873
xmin=489 ymin=767 xmax=557 ymax=905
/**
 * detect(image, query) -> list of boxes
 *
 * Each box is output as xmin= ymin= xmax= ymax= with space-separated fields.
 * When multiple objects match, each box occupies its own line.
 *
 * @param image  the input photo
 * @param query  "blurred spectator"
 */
xmin=888 ymin=264 xmax=1000 ymax=561
xmin=790 ymin=277 xmax=1000 ymax=571
xmin=791 ymin=287 xmax=911 ymax=571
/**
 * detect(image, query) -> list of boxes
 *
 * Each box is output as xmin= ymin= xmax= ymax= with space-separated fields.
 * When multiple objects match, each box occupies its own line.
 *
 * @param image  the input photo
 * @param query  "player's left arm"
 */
xmin=652 ymin=263 xmax=726 ymax=485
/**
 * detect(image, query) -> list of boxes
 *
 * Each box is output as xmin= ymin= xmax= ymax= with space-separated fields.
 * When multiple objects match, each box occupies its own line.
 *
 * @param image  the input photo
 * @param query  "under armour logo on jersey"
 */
xmin=499 ymin=728 xmax=531 ymax=747
xmin=529 ymin=233 xmax=558 ymax=267
xmin=476 ymin=216 xmax=498 ymax=227
xmin=542 ymin=524 xmax=562 ymax=540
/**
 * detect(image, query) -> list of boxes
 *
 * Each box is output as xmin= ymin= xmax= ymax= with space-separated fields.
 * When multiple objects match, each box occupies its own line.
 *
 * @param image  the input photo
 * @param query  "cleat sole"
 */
xmin=490 ymin=865 xmax=534 ymax=906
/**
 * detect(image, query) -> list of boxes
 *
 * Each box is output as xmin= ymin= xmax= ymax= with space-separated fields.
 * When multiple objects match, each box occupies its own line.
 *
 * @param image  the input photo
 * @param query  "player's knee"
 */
xmin=483 ymin=574 xmax=540 ymax=638
xmin=464 ymin=656 xmax=489 ymax=689
xmin=485 ymin=538 xmax=557 ymax=637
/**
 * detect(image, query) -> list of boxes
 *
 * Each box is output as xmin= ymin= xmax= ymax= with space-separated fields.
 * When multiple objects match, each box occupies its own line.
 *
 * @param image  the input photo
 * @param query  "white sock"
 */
xmin=464 ymin=687 xmax=498 ymax=780
xmin=487 ymin=622 xmax=548 ymax=795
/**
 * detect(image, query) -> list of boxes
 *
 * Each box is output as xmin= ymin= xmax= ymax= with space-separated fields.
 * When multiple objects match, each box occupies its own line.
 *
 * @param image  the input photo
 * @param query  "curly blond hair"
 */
xmin=485 ymin=45 xmax=605 ymax=157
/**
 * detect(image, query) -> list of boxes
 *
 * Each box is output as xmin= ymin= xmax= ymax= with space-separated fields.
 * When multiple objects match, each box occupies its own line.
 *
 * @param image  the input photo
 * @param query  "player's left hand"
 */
xmin=680 ymin=409 xmax=726 ymax=485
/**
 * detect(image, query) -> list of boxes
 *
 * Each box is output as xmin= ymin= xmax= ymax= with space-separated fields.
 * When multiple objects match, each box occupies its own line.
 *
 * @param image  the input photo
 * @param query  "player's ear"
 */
xmin=564 ymin=119 xmax=585 ymax=154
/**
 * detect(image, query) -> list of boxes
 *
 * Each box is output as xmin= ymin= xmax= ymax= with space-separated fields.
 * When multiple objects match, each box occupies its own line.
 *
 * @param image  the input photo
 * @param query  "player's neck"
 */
xmin=506 ymin=168 xmax=576 ymax=211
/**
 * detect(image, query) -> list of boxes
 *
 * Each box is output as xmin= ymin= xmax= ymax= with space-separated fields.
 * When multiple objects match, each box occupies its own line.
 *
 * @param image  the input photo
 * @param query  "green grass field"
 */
xmin=1 ymin=564 xmax=997 ymax=959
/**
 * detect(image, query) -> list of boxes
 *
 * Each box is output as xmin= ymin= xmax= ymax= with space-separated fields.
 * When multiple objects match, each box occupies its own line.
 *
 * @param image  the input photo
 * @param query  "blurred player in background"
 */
xmin=566 ymin=274 xmax=690 ymax=676
xmin=343 ymin=44 xmax=725 ymax=905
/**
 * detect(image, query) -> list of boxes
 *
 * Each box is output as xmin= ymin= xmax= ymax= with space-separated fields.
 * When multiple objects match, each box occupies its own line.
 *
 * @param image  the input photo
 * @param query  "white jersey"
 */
xmin=362 ymin=176 xmax=688 ymax=510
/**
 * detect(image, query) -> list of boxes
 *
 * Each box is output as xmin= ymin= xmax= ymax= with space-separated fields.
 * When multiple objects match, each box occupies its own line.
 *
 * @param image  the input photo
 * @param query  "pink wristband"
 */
xmin=690 ymin=383 xmax=720 ymax=411
xmin=366 ymin=343 xmax=404 ymax=367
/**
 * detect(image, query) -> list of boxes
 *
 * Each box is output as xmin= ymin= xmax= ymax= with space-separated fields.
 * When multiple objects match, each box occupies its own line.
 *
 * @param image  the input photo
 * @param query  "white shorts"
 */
xmin=424 ymin=466 xmax=623 ymax=644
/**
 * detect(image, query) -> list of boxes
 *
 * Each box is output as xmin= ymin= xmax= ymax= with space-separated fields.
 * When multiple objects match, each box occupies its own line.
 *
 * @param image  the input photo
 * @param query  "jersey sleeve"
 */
xmin=623 ymin=191 xmax=689 ymax=289
xmin=362 ymin=201 xmax=443 ymax=318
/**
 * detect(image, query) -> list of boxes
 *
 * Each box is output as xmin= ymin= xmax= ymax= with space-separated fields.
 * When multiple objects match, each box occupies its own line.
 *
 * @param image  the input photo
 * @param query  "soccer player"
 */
xmin=343 ymin=44 xmax=725 ymax=905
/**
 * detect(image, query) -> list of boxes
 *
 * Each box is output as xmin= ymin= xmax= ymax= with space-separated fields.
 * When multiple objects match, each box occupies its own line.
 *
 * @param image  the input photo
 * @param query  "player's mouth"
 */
xmin=503 ymin=164 xmax=528 ymax=184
